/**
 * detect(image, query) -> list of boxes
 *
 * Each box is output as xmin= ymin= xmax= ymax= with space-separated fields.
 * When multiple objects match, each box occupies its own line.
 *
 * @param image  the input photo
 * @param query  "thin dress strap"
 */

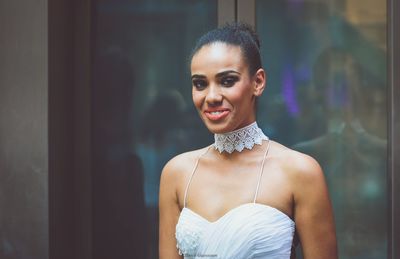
xmin=253 ymin=140 xmax=271 ymax=203
xmin=183 ymin=145 xmax=212 ymax=208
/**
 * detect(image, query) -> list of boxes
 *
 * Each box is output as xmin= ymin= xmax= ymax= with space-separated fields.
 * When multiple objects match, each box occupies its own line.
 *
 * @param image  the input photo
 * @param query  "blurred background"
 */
xmin=0 ymin=0 xmax=399 ymax=259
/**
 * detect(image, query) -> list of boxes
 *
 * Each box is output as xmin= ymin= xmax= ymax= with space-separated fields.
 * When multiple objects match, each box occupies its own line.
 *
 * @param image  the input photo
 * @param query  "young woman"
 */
xmin=159 ymin=23 xmax=337 ymax=259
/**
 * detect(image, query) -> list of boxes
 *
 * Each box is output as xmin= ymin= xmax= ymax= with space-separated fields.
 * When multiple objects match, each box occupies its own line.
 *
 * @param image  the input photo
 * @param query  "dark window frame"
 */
xmin=388 ymin=0 xmax=400 ymax=258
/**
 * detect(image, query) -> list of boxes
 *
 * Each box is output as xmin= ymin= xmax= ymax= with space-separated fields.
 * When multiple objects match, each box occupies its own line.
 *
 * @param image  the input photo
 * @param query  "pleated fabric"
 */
xmin=175 ymin=202 xmax=295 ymax=259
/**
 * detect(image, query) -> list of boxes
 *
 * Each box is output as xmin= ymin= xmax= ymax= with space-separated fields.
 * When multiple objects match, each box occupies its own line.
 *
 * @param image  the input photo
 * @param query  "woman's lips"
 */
xmin=204 ymin=109 xmax=230 ymax=121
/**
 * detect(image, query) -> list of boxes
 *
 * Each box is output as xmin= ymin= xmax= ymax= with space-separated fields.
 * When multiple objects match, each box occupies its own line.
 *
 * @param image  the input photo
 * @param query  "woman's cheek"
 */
xmin=192 ymin=92 xmax=202 ymax=109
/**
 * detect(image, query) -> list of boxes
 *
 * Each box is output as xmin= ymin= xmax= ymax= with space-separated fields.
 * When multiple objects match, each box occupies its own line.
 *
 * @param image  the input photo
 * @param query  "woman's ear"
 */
xmin=253 ymin=68 xmax=266 ymax=97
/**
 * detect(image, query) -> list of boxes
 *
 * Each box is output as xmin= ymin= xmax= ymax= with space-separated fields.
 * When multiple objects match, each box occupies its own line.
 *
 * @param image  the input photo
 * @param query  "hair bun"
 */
xmin=191 ymin=21 xmax=262 ymax=75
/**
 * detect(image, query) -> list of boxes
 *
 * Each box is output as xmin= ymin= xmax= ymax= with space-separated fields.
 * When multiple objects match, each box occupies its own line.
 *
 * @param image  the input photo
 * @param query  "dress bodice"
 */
xmin=176 ymin=203 xmax=295 ymax=258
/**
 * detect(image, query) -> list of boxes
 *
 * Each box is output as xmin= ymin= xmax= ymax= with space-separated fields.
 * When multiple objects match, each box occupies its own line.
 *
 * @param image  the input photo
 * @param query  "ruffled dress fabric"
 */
xmin=175 ymin=203 xmax=295 ymax=259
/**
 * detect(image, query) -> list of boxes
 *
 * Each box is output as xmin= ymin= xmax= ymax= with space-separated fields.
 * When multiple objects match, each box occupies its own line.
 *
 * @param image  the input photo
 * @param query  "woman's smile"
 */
xmin=204 ymin=109 xmax=231 ymax=121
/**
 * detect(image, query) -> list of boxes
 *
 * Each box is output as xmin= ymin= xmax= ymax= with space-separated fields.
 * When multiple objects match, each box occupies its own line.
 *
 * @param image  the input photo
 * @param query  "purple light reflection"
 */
xmin=282 ymin=64 xmax=300 ymax=116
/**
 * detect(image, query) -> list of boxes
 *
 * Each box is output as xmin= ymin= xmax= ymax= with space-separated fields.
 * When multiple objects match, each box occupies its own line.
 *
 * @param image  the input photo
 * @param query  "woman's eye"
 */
xmin=221 ymin=77 xmax=238 ymax=87
xmin=192 ymin=80 xmax=207 ymax=90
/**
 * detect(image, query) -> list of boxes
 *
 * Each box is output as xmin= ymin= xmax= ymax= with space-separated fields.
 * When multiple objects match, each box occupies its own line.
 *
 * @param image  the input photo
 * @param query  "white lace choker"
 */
xmin=214 ymin=122 xmax=269 ymax=154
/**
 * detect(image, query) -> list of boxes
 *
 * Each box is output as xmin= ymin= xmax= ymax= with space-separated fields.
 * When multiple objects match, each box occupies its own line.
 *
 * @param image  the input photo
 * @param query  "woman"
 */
xmin=159 ymin=23 xmax=337 ymax=259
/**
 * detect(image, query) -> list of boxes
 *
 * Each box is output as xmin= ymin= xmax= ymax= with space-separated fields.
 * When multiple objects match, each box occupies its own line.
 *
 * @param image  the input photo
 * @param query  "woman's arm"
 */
xmin=291 ymin=154 xmax=338 ymax=259
xmin=159 ymin=158 xmax=183 ymax=259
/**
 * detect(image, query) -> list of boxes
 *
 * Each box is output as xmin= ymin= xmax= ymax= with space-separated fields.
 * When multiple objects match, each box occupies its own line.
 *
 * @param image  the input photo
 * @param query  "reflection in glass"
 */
xmin=93 ymin=1 xmax=216 ymax=258
xmin=256 ymin=1 xmax=387 ymax=258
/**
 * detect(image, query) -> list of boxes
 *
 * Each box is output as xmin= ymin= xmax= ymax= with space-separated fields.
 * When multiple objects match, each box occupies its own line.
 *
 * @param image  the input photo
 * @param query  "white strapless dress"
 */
xmin=175 ymin=202 xmax=295 ymax=258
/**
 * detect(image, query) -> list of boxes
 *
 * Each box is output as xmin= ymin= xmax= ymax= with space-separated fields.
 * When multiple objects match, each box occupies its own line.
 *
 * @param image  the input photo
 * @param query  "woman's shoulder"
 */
xmin=269 ymin=140 xmax=324 ymax=181
xmin=161 ymin=145 xmax=212 ymax=180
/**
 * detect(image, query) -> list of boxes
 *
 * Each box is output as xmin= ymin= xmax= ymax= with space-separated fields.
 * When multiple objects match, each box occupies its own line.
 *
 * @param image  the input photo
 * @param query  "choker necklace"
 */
xmin=214 ymin=122 xmax=269 ymax=154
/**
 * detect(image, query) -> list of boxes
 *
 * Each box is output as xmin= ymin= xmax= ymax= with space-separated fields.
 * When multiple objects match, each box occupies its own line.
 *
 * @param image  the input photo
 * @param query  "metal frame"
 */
xmin=388 ymin=0 xmax=400 ymax=258
xmin=218 ymin=0 xmax=236 ymax=26
xmin=73 ymin=1 xmax=93 ymax=258
xmin=237 ymin=0 xmax=256 ymax=27
xmin=218 ymin=0 xmax=256 ymax=27
xmin=49 ymin=0 xmax=92 ymax=258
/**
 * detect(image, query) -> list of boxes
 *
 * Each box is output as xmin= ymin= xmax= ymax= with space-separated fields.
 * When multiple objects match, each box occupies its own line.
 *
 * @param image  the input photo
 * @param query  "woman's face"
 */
xmin=191 ymin=42 xmax=265 ymax=134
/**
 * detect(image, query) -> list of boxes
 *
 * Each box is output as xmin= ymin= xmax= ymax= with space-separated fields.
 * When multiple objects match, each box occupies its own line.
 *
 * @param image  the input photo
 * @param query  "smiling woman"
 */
xmin=159 ymin=23 xmax=337 ymax=259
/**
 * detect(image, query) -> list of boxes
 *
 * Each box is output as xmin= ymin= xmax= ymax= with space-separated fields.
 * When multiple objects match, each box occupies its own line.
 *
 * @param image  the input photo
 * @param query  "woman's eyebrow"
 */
xmin=191 ymin=74 xmax=207 ymax=80
xmin=191 ymin=70 xmax=241 ymax=80
xmin=215 ymin=70 xmax=241 ymax=78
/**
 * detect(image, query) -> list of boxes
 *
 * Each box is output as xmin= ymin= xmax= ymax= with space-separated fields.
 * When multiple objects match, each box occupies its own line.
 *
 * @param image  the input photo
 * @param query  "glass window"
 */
xmin=256 ymin=1 xmax=387 ymax=258
xmin=92 ymin=1 xmax=217 ymax=258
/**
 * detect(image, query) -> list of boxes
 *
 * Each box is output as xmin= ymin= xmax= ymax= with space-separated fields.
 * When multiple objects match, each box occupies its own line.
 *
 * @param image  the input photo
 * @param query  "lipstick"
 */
xmin=204 ymin=109 xmax=230 ymax=121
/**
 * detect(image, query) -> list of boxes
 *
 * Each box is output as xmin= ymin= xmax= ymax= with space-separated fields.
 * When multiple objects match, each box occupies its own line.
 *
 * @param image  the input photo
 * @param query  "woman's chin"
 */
xmin=204 ymin=122 xmax=233 ymax=134
xmin=203 ymin=118 xmax=256 ymax=134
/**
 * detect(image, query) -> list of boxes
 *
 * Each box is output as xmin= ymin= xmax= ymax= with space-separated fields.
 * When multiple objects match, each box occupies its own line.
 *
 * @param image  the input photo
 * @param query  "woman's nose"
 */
xmin=205 ymin=85 xmax=223 ymax=105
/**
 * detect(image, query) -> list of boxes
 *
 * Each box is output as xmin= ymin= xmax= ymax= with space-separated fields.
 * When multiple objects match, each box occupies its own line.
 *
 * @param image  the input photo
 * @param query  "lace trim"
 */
xmin=214 ymin=122 xmax=269 ymax=153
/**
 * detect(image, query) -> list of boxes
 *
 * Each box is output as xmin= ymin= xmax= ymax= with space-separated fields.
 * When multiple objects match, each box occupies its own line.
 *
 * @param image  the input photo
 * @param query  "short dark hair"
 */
xmin=191 ymin=22 xmax=262 ymax=76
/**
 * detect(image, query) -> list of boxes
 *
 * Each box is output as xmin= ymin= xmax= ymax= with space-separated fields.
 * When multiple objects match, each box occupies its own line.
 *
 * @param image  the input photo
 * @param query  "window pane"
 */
xmin=256 ymin=1 xmax=387 ymax=258
xmin=92 ymin=1 xmax=217 ymax=258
